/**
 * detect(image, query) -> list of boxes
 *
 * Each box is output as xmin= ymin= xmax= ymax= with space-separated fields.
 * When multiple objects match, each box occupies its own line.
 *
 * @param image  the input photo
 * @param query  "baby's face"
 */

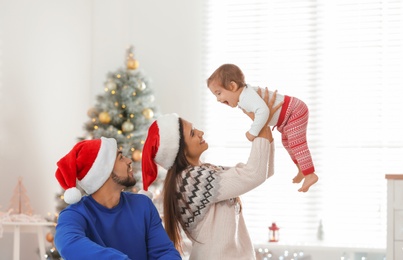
xmin=208 ymin=80 xmax=240 ymax=108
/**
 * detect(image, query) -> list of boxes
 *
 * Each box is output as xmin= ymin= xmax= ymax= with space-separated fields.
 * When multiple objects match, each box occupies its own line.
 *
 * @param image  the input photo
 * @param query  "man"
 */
xmin=54 ymin=137 xmax=181 ymax=259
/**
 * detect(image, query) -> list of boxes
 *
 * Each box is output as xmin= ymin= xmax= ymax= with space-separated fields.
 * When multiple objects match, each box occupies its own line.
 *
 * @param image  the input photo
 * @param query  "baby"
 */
xmin=207 ymin=63 xmax=318 ymax=192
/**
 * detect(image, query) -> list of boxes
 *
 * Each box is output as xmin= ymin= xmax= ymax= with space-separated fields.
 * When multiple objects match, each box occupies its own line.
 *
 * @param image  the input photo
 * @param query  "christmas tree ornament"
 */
xmin=268 ymin=222 xmax=280 ymax=242
xmin=122 ymin=120 xmax=134 ymax=132
xmin=87 ymin=107 xmax=98 ymax=118
xmin=105 ymin=79 xmax=117 ymax=90
xmin=46 ymin=232 xmax=54 ymax=243
xmin=142 ymin=108 xmax=154 ymax=119
xmin=126 ymin=46 xmax=139 ymax=70
xmin=127 ymin=58 xmax=139 ymax=70
xmin=132 ymin=150 xmax=142 ymax=161
xmin=137 ymin=80 xmax=146 ymax=91
xmin=98 ymin=111 xmax=111 ymax=124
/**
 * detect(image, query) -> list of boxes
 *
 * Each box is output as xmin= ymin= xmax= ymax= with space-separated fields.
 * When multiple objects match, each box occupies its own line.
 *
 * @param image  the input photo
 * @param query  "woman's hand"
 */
xmin=257 ymin=87 xmax=283 ymax=123
xmin=256 ymin=87 xmax=283 ymax=141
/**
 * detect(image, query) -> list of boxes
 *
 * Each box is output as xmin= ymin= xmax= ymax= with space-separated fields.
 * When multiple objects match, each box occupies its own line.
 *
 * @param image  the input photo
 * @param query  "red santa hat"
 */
xmin=55 ymin=137 xmax=117 ymax=204
xmin=139 ymin=113 xmax=180 ymax=198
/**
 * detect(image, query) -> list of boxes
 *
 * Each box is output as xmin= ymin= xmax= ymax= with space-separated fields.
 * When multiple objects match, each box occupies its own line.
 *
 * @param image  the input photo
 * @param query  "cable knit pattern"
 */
xmin=178 ymin=164 xmax=224 ymax=231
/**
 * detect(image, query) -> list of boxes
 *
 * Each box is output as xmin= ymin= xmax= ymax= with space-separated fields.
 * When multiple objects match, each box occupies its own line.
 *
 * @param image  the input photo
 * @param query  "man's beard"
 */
xmin=111 ymin=171 xmax=136 ymax=187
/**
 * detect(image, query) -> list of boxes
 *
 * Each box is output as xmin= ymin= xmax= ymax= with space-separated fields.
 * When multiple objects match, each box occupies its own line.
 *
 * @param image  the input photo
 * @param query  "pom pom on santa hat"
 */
xmin=139 ymin=113 xmax=180 ymax=199
xmin=55 ymin=137 xmax=117 ymax=204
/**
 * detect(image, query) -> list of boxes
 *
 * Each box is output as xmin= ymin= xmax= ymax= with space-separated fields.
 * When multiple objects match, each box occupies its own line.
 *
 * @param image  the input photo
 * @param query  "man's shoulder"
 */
xmin=122 ymin=191 xmax=153 ymax=203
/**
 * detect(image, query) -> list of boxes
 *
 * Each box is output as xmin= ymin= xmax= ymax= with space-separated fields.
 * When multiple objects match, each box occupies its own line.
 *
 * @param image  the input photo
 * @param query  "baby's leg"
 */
xmin=281 ymin=102 xmax=316 ymax=191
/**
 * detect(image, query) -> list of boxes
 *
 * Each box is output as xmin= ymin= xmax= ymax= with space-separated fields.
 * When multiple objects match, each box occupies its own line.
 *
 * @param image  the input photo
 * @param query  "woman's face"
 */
xmin=181 ymin=119 xmax=208 ymax=166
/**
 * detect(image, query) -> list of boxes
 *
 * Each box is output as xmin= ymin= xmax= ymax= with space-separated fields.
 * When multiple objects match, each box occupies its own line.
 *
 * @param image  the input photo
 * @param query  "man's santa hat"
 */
xmin=55 ymin=137 xmax=117 ymax=204
xmin=139 ymin=113 xmax=180 ymax=198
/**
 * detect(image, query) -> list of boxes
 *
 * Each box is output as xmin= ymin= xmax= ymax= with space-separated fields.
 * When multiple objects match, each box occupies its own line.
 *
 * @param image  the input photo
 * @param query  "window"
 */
xmin=201 ymin=0 xmax=403 ymax=247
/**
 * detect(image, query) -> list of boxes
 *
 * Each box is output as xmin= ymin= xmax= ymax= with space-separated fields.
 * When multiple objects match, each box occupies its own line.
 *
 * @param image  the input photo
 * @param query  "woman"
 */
xmin=140 ymin=88 xmax=281 ymax=260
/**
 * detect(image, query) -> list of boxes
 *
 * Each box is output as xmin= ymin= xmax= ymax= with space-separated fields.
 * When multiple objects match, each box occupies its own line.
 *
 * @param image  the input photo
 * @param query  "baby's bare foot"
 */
xmin=292 ymin=171 xmax=304 ymax=183
xmin=298 ymin=173 xmax=318 ymax=192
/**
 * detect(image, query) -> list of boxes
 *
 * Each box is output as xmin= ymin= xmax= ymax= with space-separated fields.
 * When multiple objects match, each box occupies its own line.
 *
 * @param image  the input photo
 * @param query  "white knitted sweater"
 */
xmin=177 ymin=138 xmax=275 ymax=260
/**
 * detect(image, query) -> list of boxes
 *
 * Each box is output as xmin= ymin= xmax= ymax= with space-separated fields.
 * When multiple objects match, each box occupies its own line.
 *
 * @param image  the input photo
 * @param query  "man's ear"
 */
xmin=229 ymin=81 xmax=239 ymax=91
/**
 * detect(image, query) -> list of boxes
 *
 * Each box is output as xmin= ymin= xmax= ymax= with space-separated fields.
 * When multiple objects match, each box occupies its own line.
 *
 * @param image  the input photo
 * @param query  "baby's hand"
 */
xmin=246 ymin=131 xmax=256 ymax=142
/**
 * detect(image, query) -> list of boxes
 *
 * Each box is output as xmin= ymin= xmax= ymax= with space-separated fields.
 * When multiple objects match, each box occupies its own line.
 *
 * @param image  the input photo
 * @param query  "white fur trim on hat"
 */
xmin=78 ymin=137 xmax=117 ymax=195
xmin=64 ymin=187 xmax=82 ymax=204
xmin=154 ymin=113 xmax=180 ymax=170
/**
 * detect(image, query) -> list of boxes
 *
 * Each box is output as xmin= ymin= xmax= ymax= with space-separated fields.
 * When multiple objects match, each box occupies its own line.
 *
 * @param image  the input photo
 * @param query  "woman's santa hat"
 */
xmin=139 ymin=113 xmax=180 ymax=198
xmin=55 ymin=137 xmax=117 ymax=204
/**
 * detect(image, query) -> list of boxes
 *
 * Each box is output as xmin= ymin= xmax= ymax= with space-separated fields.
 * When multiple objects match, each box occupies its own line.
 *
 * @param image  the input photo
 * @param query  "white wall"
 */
xmin=91 ymin=0 xmax=204 ymax=127
xmin=0 ymin=0 xmax=203 ymax=259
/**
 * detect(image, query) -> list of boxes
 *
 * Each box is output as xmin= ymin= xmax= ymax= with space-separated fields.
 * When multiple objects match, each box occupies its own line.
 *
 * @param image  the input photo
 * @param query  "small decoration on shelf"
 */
xmin=268 ymin=222 xmax=280 ymax=242
xmin=317 ymin=219 xmax=324 ymax=241
xmin=8 ymin=177 xmax=34 ymax=215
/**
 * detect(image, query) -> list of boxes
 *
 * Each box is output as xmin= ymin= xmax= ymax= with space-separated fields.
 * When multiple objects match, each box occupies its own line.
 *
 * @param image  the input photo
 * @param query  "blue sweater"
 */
xmin=54 ymin=192 xmax=181 ymax=260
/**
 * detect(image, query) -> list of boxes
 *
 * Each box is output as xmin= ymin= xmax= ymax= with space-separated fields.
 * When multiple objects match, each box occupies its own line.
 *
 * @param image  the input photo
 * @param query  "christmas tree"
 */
xmin=82 ymin=45 xmax=159 ymax=185
xmin=44 ymin=46 xmax=165 ymax=259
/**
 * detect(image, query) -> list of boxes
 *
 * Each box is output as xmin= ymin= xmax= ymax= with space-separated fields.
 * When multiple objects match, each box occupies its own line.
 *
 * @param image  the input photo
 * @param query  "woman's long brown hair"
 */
xmin=162 ymin=118 xmax=192 ymax=253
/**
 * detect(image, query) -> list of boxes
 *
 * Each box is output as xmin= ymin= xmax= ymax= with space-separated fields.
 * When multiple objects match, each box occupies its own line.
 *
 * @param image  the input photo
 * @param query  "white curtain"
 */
xmin=201 ymin=0 xmax=403 ymax=247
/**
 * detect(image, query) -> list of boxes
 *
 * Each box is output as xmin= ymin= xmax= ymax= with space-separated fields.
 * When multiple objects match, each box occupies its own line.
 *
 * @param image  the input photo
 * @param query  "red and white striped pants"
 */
xmin=276 ymin=96 xmax=315 ymax=175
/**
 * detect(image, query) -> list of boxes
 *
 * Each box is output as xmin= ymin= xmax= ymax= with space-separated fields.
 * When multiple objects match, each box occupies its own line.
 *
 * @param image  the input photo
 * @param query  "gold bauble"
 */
xmin=127 ymin=58 xmax=139 ymax=70
xmin=99 ymin=111 xmax=111 ymax=124
xmin=122 ymin=120 xmax=134 ymax=133
xmin=87 ymin=107 xmax=98 ymax=118
xmin=142 ymin=108 xmax=154 ymax=119
xmin=132 ymin=150 xmax=142 ymax=162
xmin=46 ymin=232 xmax=54 ymax=243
